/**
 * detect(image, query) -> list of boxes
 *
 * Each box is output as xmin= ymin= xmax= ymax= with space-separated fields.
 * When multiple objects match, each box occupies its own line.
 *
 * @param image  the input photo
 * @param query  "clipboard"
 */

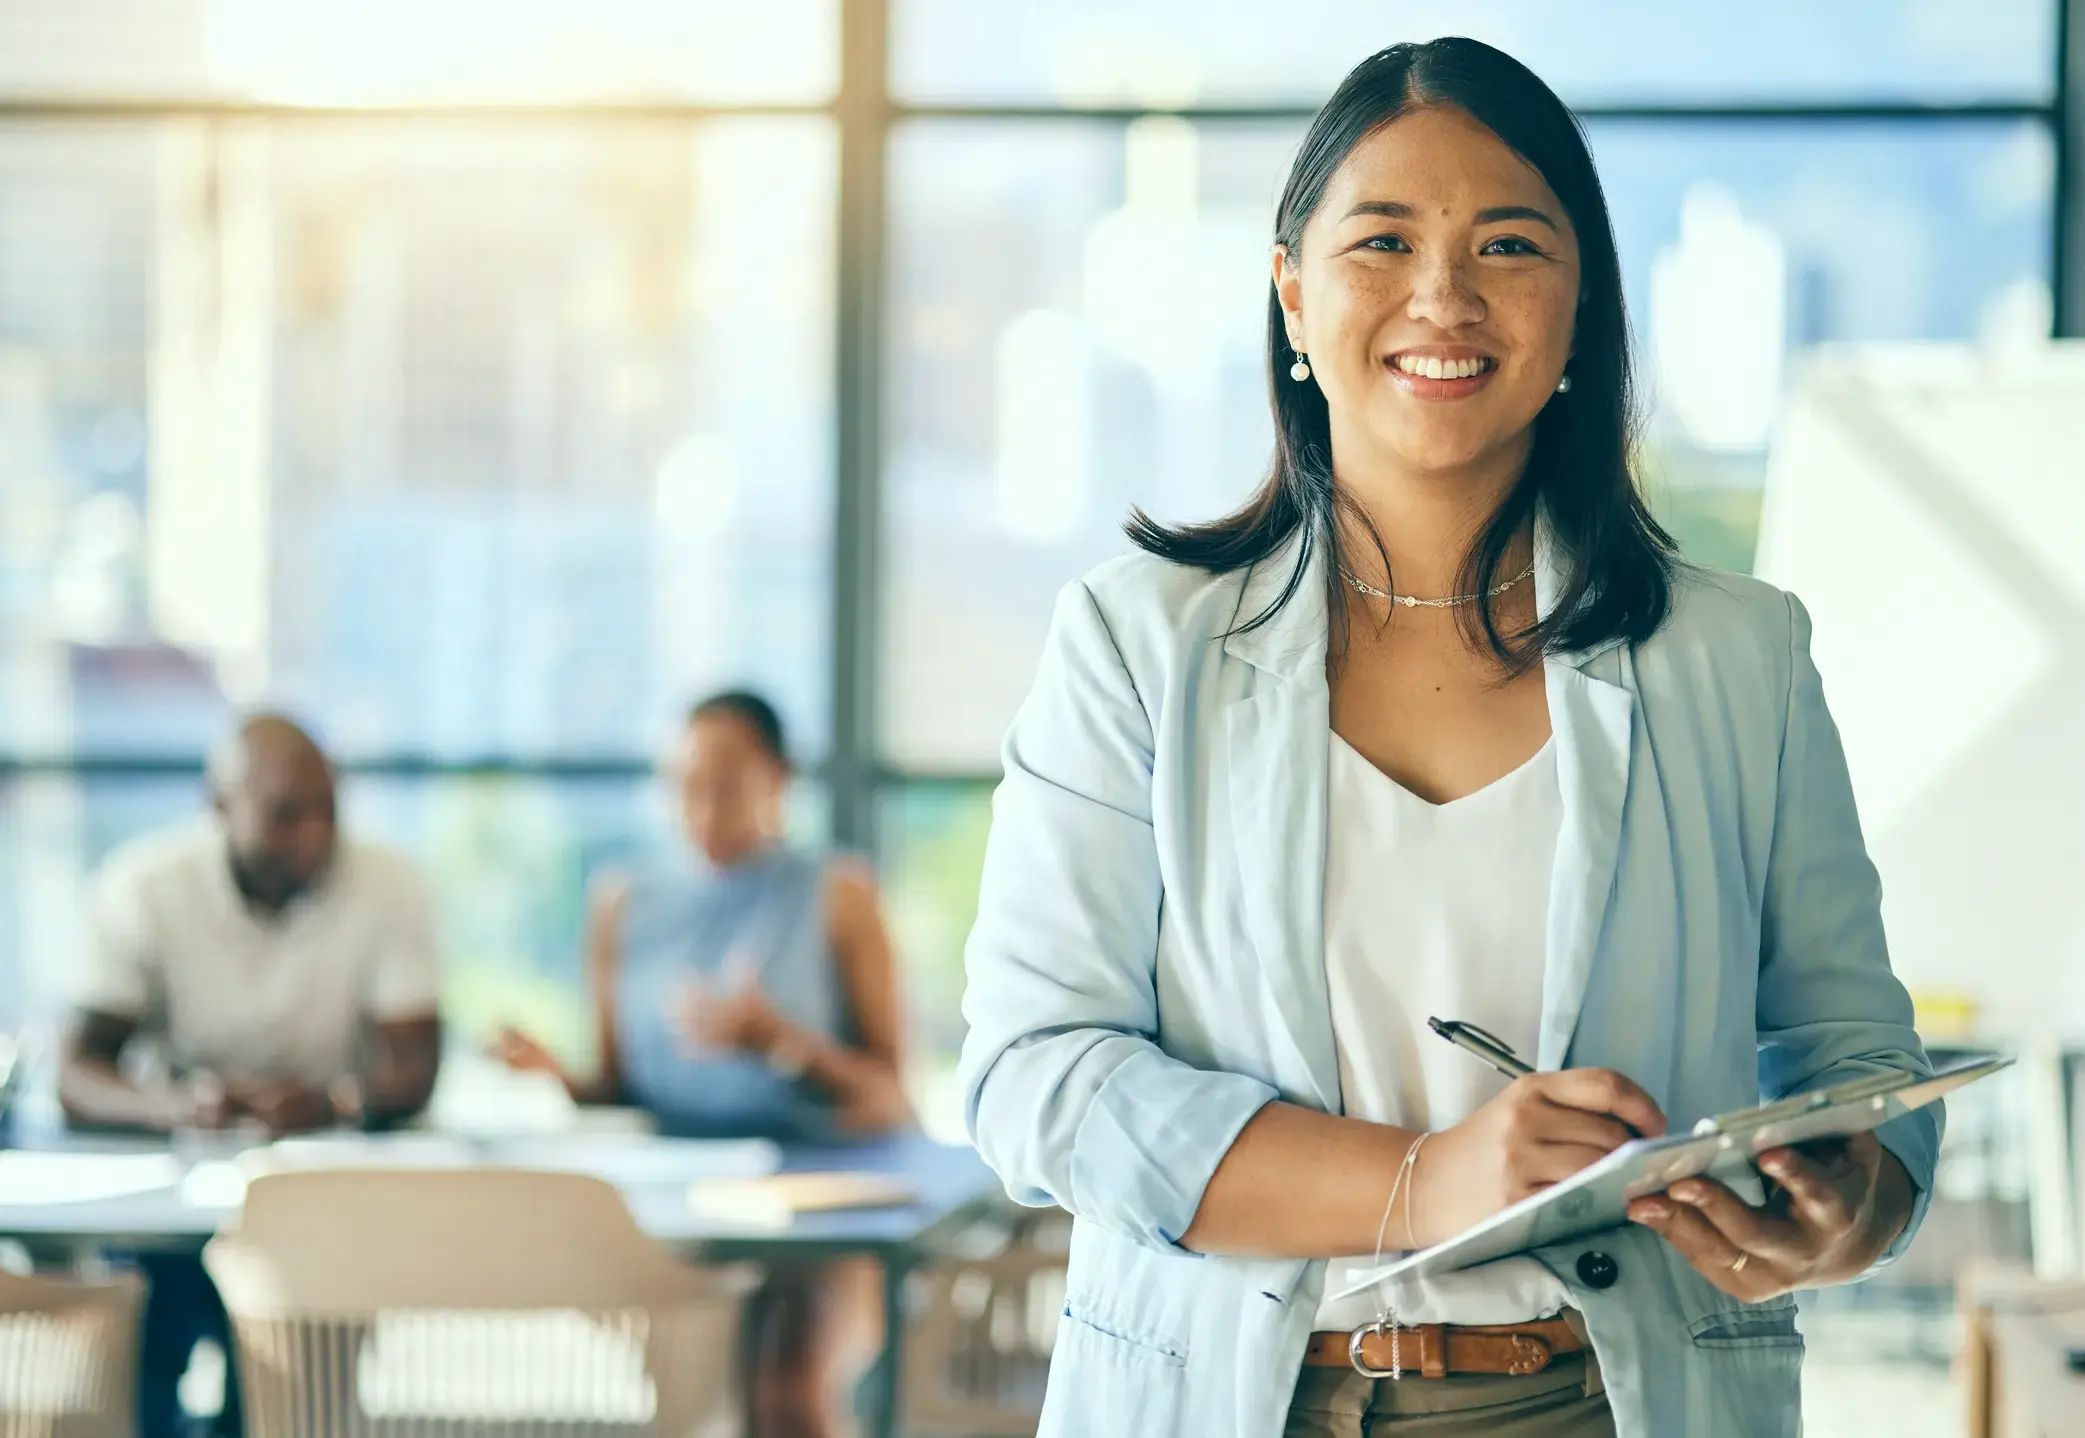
xmin=1328 ymin=1054 xmax=2009 ymax=1303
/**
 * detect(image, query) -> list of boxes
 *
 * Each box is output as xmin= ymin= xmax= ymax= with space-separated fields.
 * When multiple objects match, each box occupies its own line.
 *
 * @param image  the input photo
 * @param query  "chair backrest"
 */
xmin=208 ymin=1167 xmax=727 ymax=1314
xmin=204 ymin=1168 xmax=755 ymax=1438
xmin=902 ymin=1209 xmax=1067 ymax=1438
xmin=0 ymin=1270 xmax=141 ymax=1438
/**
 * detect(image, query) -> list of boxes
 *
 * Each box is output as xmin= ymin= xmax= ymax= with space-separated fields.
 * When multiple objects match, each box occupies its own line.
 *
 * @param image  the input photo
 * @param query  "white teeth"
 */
xmin=1396 ymin=355 xmax=1488 ymax=379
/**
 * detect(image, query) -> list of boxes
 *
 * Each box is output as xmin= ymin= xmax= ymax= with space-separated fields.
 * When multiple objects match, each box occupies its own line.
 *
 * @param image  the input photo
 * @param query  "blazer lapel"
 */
xmin=1531 ymin=519 xmax=1636 ymax=1070
xmin=1538 ymin=660 xmax=1634 ymax=1070
xmin=1223 ymin=537 xmax=1341 ymax=1113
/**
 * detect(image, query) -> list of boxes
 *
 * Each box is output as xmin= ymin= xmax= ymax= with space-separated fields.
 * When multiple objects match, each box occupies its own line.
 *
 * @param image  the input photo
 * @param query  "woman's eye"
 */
xmin=1360 ymin=234 xmax=1410 ymax=253
xmin=1481 ymin=236 xmax=1541 ymax=257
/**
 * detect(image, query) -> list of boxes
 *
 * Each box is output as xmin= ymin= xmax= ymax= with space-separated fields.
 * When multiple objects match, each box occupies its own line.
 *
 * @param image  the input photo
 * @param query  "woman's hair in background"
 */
xmin=1126 ymin=37 xmax=1675 ymax=670
xmin=688 ymin=690 xmax=789 ymax=766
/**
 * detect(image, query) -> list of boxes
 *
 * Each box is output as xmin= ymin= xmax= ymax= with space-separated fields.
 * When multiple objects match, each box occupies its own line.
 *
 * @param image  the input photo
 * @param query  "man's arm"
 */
xmin=361 ymin=1014 xmax=441 ymax=1128
xmin=65 ymin=848 xmax=207 ymax=1132
xmin=340 ymin=848 xmax=444 ymax=1129
xmin=226 ymin=1014 xmax=443 ymax=1135
xmin=58 ymin=1009 xmax=220 ymax=1133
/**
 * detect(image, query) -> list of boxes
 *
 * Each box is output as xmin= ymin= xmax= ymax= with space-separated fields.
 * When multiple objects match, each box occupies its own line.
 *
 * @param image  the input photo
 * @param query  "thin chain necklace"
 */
xmin=1345 ymin=560 xmax=1537 ymax=609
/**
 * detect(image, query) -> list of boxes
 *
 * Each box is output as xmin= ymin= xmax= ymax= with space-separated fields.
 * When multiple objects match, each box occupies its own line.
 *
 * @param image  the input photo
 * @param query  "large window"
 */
xmin=0 ymin=0 xmax=2071 ymax=1136
xmin=892 ymin=0 xmax=2058 ymax=107
xmin=0 ymin=118 xmax=835 ymax=763
xmin=0 ymin=9 xmax=838 ymax=1056
xmin=873 ymin=2 xmax=2067 ymax=1126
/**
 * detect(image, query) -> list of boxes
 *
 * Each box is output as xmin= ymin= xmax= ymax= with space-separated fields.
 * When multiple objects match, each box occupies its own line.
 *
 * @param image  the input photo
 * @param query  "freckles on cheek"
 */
xmin=1510 ymin=275 xmax=1579 ymax=340
xmin=1493 ymin=295 xmax=1574 ymax=369
xmin=1312 ymin=263 xmax=1398 ymax=332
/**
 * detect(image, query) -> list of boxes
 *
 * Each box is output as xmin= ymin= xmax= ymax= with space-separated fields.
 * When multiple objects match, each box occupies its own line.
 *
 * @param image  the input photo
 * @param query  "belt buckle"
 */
xmin=1348 ymin=1318 xmax=1403 ymax=1380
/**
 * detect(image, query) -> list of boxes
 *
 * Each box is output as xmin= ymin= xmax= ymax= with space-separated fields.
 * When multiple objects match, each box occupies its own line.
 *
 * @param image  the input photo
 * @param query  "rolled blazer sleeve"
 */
xmin=1755 ymin=592 xmax=1941 ymax=1263
xmin=959 ymin=580 xmax=1277 ymax=1252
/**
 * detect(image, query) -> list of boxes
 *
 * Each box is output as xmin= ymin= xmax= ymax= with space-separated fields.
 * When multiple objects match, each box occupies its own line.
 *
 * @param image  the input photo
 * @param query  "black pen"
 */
xmin=1427 ymin=1017 xmax=1535 ymax=1080
xmin=1431 ymin=1018 xmax=1648 ymax=1139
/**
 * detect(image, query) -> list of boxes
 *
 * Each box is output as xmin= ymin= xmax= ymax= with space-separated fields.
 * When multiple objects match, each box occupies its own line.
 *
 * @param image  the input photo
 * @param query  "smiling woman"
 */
xmin=960 ymin=36 xmax=1939 ymax=1438
xmin=1128 ymin=45 xmax=1672 ymax=678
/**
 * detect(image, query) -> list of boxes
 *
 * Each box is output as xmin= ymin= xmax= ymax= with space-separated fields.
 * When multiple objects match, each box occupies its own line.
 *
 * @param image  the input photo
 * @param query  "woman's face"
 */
xmin=666 ymin=712 xmax=787 ymax=868
xmin=1276 ymin=104 xmax=1582 ymax=481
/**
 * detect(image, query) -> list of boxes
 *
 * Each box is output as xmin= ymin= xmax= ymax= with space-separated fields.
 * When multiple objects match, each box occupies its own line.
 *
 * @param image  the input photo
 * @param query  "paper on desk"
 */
xmin=185 ymin=1134 xmax=784 ymax=1208
xmin=177 ymin=1135 xmax=477 ymax=1209
xmin=687 ymin=1171 xmax=916 ymax=1229
xmin=180 ymin=1160 xmax=248 ymax=1209
xmin=255 ymin=1134 xmax=479 ymax=1171
xmin=0 ymin=1151 xmax=181 ymax=1205
xmin=492 ymin=1136 xmax=780 ymax=1186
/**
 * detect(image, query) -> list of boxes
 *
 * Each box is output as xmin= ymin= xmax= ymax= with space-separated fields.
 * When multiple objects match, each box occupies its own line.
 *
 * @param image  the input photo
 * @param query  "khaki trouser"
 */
xmin=1285 ymin=1345 xmax=1614 ymax=1437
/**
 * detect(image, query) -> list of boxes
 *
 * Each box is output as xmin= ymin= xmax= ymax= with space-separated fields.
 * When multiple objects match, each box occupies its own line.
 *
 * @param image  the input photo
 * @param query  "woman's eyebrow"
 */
xmin=1339 ymin=200 xmax=1560 ymax=231
xmin=1474 ymin=204 xmax=1559 ymax=230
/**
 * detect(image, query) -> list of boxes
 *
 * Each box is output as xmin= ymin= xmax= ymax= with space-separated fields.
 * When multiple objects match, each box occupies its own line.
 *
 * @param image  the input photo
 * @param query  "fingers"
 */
xmin=1757 ymin=1147 xmax=1857 ymax=1238
xmin=1515 ymin=1142 xmax=1617 ymax=1190
xmin=1526 ymin=1098 xmax=1638 ymax=1157
xmin=235 ymin=1079 xmax=288 ymax=1110
xmin=1536 ymin=1068 xmax=1667 ymax=1138
xmin=1665 ymin=1177 xmax=1811 ymax=1266
xmin=677 ymin=983 xmax=722 ymax=1033
xmin=1628 ymin=1198 xmax=1765 ymax=1299
xmin=488 ymin=1028 xmax=542 ymax=1069
xmin=1840 ymin=1131 xmax=1882 ymax=1166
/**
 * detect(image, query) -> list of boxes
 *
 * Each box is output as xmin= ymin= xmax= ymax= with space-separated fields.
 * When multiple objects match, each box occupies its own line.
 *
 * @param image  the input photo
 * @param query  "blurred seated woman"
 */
xmin=496 ymin=689 xmax=910 ymax=1438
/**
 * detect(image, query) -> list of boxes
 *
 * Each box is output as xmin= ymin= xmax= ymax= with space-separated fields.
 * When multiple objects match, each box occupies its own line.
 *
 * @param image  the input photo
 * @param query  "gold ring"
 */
xmin=1728 ymin=1252 xmax=1750 ymax=1273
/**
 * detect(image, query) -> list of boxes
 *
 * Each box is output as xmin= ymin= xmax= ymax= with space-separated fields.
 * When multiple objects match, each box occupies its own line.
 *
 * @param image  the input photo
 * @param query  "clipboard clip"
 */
xmin=1688 ymin=1068 xmax=1917 ymax=1139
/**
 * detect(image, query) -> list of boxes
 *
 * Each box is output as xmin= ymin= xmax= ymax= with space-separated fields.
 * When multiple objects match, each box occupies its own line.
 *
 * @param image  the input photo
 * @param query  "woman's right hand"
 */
xmin=490 ymin=1026 xmax=566 ymax=1080
xmin=1412 ymin=1068 xmax=1667 ymax=1247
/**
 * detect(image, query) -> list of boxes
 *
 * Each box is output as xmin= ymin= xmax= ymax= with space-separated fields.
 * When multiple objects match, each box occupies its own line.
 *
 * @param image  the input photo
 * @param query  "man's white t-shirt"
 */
xmin=78 ymin=819 xmax=441 ymax=1085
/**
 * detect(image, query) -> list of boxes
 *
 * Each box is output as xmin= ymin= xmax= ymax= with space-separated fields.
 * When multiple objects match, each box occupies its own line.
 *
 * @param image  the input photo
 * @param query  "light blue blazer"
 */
xmin=959 ymin=529 xmax=1940 ymax=1438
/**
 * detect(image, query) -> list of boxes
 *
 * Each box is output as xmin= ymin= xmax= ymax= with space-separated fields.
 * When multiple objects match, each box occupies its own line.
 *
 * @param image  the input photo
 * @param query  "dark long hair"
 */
xmin=1126 ymin=37 xmax=1674 ymax=669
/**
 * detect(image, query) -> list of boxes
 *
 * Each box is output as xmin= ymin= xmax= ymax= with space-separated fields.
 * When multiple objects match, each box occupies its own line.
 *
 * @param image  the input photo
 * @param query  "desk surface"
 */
xmin=0 ymin=1128 xmax=1002 ymax=1258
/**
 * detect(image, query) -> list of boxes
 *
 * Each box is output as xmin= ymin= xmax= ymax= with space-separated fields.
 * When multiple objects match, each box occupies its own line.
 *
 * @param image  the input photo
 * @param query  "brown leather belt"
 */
xmin=1304 ymin=1318 xmax=1585 ymax=1379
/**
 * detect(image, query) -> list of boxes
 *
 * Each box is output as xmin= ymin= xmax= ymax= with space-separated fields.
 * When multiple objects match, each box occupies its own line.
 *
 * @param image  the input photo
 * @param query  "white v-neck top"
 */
xmin=1313 ymin=731 xmax=1573 ymax=1332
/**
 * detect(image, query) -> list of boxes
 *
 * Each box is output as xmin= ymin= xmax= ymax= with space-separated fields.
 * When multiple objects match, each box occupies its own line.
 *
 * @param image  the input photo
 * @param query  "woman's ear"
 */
xmin=1272 ymin=243 xmax=1306 ymax=351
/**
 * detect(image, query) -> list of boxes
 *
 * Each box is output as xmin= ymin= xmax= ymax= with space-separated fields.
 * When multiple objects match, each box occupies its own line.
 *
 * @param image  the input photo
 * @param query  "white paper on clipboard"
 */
xmin=1328 ymin=1054 xmax=2008 ymax=1304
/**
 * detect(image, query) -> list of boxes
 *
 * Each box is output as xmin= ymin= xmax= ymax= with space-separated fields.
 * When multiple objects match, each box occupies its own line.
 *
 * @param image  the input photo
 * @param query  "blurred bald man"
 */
xmin=60 ymin=713 xmax=442 ymax=1438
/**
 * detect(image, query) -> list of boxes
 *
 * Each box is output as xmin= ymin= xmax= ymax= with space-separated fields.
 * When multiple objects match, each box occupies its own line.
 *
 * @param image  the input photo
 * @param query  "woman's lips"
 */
xmin=1384 ymin=351 xmax=1498 ymax=399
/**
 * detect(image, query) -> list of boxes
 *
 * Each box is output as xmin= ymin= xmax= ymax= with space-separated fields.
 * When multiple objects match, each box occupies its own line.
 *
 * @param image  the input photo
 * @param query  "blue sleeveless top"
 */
xmin=614 ymin=846 xmax=847 ymax=1142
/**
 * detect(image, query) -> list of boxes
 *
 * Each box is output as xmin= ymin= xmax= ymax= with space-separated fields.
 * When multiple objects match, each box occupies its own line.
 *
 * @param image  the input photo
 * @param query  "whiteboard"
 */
xmin=1752 ymin=341 xmax=2085 ymax=1041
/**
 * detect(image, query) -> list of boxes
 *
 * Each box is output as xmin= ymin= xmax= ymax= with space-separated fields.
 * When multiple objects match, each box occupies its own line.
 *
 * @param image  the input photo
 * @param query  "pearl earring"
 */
xmin=1290 ymin=352 xmax=1311 ymax=382
xmin=1555 ymin=372 xmax=1572 ymax=394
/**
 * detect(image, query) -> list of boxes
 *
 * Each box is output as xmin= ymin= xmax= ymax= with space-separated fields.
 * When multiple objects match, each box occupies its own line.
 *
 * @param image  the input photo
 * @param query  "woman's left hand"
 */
xmin=1625 ymin=1133 xmax=1909 ymax=1299
xmin=836 ymin=1069 xmax=915 ymax=1136
xmin=677 ymin=980 xmax=784 ymax=1056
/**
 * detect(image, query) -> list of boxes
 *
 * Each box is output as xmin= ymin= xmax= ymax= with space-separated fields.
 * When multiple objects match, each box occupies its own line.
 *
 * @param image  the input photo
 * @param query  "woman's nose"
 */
xmin=1406 ymin=253 xmax=1485 ymax=329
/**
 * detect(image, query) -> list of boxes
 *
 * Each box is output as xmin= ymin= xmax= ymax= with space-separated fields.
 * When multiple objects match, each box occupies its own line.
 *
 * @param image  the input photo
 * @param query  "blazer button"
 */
xmin=1575 ymin=1251 xmax=1620 ymax=1290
